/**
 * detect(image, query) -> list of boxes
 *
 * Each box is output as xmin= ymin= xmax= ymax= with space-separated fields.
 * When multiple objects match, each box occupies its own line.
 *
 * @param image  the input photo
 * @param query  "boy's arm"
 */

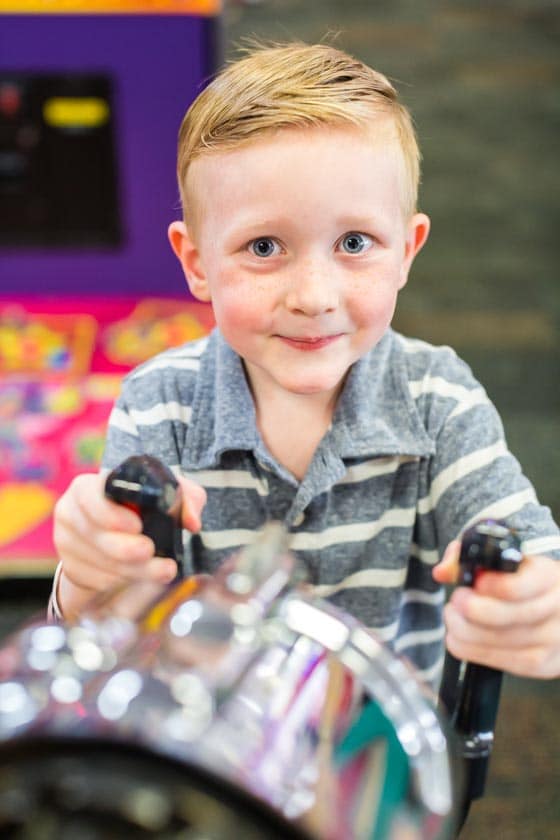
xmin=408 ymin=347 xmax=560 ymax=677
xmin=421 ymin=350 xmax=560 ymax=678
xmin=49 ymin=377 xmax=206 ymax=623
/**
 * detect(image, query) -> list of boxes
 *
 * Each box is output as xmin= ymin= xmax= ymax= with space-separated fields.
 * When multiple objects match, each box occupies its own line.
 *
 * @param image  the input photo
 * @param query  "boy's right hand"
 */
xmin=53 ymin=472 xmax=207 ymax=621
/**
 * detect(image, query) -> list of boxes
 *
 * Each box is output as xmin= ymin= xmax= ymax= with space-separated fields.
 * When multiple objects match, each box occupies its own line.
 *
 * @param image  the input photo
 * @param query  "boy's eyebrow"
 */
xmin=332 ymin=211 xmax=396 ymax=227
xmin=224 ymin=207 xmax=397 ymax=232
xmin=225 ymin=200 xmax=397 ymax=225
xmin=223 ymin=214 xmax=381 ymax=235
xmin=219 ymin=217 xmax=288 ymax=237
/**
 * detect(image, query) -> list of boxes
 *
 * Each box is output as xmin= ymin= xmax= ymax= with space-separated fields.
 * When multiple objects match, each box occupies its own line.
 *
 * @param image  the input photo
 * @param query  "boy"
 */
xmin=52 ymin=43 xmax=560 ymax=687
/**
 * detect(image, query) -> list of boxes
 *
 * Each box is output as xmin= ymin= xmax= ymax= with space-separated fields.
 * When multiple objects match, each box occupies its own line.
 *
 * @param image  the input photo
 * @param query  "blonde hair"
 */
xmin=177 ymin=42 xmax=421 ymax=219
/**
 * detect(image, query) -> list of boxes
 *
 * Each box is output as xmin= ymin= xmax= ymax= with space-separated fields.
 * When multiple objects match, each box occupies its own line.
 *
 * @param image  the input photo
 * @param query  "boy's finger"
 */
xmin=432 ymin=539 xmax=461 ymax=584
xmin=95 ymin=531 xmax=156 ymax=566
xmin=60 ymin=557 xmax=129 ymax=595
xmin=59 ymin=545 xmax=177 ymax=612
xmin=450 ymin=583 xmax=560 ymax=629
xmin=146 ymin=557 xmax=180 ymax=584
xmin=473 ymin=554 xmax=559 ymax=601
xmin=56 ymin=495 xmax=152 ymax=567
xmin=177 ymin=476 xmax=207 ymax=532
xmin=444 ymin=608 xmax=556 ymax=652
xmin=59 ymin=531 xmax=156 ymax=585
xmin=444 ymin=631 xmax=560 ymax=679
xmin=72 ymin=472 xmax=143 ymax=533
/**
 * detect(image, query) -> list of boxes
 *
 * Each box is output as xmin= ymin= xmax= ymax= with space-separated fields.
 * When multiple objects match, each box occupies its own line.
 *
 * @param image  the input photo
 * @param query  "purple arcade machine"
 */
xmin=0 ymin=2 xmax=219 ymax=571
xmin=0 ymin=0 xmax=221 ymax=296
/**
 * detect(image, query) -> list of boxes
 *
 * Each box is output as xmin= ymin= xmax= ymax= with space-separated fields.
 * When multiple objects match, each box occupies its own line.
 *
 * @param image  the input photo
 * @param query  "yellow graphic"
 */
xmin=0 ymin=483 xmax=55 ymax=547
xmin=0 ymin=309 xmax=97 ymax=377
xmin=44 ymin=97 xmax=109 ymax=129
xmin=103 ymin=300 xmax=212 ymax=366
xmin=0 ymin=1 xmax=220 ymax=15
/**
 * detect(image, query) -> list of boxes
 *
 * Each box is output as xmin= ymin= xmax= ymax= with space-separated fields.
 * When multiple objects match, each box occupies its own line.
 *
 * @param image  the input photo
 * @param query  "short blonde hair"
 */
xmin=177 ymin=42 xmax=421 ymax=219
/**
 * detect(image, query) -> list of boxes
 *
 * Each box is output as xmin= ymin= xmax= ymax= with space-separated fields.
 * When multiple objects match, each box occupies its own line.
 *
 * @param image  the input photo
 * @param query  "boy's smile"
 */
xmin=170 ymin=125 xmax=430 ymax=409
xmin=277 ymin=334 xmax=344 ymax=351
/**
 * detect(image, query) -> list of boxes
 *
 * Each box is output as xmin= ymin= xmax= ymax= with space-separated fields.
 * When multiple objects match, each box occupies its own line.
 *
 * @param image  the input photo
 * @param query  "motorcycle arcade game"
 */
xmin=0 ymin=455 xmax=521 ymax=839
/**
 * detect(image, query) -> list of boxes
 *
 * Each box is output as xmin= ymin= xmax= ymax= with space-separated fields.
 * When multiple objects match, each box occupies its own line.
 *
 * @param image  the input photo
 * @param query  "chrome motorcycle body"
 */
xmin=0 ymin=525 xmax=456 ymax=839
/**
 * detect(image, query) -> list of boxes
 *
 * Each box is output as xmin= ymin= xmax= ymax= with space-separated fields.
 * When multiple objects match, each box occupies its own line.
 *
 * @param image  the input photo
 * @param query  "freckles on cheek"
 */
xmin=351 ymin=295 xmax=395 ymax=330
xmin=213 ymin=291 xmax=263 ymax=333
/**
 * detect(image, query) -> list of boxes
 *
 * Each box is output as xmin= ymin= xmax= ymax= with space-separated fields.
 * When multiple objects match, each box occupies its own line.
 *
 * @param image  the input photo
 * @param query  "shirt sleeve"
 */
xmin=101 ymin=386 xmax=143 ymax=470
xmin=418 ymin=349 xmax=560 ymax=559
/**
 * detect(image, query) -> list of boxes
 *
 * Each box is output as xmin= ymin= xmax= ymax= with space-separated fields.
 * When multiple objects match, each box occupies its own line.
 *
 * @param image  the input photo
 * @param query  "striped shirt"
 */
xmin=102 ymin=328 xmax=560 ymax=686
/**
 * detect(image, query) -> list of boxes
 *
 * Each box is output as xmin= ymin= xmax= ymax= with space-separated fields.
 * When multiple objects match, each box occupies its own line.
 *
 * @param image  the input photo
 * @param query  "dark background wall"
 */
xmin=226 ymin=0 xmax=560 ymax=525
xmin=223 ymin=2 xmax=560 ymax=837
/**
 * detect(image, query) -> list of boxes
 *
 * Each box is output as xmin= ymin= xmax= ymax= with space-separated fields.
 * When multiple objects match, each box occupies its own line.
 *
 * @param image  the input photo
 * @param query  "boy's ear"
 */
xmin=167 ymin=220 xmax=211 ymax=302
xmin=398 ymin=212 xmax=431 ymax=289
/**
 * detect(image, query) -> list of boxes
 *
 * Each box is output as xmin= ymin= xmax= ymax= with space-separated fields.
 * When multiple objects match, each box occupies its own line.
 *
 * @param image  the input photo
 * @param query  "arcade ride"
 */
xmin=0 ymin=454 xmax=522 ymax=838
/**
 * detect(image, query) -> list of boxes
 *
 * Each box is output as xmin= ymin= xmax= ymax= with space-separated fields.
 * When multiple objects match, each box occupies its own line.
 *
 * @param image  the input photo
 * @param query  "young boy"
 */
xmin=52 ymin=42 xmax=560 ymax=687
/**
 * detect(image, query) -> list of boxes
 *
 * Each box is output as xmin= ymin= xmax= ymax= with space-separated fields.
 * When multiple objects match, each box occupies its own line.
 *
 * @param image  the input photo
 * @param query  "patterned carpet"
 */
xmin=458 ymin=676 xmax=560 ymax=838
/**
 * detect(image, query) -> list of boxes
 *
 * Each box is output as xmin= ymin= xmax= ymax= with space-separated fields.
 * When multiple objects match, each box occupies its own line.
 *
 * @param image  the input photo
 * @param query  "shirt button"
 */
xmin=293 ymin=512 xmax=305 ymax=527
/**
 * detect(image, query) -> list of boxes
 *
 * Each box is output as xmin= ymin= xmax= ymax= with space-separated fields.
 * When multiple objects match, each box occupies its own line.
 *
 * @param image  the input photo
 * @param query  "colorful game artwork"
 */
xmin=0 ymin=297 xmax=214 ymax=575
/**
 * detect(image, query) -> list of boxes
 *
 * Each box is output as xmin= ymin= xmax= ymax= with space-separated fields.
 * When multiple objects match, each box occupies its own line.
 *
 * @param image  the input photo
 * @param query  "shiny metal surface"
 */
xmin=0 ymin=524 xmax=456 ymax=838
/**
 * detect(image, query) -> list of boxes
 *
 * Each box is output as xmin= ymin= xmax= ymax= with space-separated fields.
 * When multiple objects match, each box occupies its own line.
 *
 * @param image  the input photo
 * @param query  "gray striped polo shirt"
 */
xmin=102 ymin=327 xmax=560 ymax=686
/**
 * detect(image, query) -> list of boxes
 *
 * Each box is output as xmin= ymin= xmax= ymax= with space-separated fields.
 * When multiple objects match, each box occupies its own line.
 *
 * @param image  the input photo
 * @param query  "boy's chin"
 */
xmin=244 ymin=357 xmax=352 ymax=401
xmin=275 ymin=373 xmax=348 ymax=400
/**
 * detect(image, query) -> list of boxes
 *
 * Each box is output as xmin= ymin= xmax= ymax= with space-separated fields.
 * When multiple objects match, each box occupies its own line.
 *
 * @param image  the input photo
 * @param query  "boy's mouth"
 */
xmin=277 ymin=334 xmax=343 ymax=351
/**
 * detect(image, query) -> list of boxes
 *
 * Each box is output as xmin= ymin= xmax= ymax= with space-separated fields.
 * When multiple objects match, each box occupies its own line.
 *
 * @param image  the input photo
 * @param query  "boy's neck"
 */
xmin=249 ymin=377 xmax=342 ymax=482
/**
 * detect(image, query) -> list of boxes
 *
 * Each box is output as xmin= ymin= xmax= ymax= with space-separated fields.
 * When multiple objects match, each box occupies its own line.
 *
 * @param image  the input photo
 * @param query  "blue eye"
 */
xmin=339 ymin=232 xmax=373 ymax=254
xmin=250 ymin=238 xmax=279 ymax=258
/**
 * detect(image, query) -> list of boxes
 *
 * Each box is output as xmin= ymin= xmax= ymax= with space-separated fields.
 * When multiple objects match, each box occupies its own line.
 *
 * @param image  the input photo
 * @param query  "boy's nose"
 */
xmin=285 ymin=262 xmax=339 ymax=316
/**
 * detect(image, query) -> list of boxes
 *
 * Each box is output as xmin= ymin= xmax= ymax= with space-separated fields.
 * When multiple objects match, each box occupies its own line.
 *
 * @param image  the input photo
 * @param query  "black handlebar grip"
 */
xmin=439 ymin=518 xmax=523 ymax=823
xmin=458 ymin=519 xmax=523 ymax=586
xmin=104 ymin=455 xmax=184 ymax=575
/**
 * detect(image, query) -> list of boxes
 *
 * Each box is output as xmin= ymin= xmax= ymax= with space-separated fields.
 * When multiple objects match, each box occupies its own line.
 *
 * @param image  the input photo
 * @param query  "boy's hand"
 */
xmin=433 ymin=541 xmax=560 ymax=679
xmin=53 ymin=472 xmax=206 ymax=621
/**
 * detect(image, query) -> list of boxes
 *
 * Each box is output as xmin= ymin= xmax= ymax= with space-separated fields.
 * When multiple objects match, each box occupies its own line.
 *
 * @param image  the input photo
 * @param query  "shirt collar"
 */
xmin=183 ymin=330 xmax=259 ymax=469
xmin=183 ymin=328 xmax=434 ymax=470
xmin=331 ymin=329 xmax=435 ymax=459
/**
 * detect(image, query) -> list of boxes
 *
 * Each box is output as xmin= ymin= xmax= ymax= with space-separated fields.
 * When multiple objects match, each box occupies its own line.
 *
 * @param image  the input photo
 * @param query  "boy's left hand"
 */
xmin=433 ymin=542 xmax=560 ymax=679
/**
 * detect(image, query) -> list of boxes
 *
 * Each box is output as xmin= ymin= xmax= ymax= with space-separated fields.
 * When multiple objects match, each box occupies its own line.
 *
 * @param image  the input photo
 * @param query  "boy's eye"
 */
xmin=339 ymin=232 xmax=373 ymax=254
xmin=249 ymin=237 xmax=280 ymax=258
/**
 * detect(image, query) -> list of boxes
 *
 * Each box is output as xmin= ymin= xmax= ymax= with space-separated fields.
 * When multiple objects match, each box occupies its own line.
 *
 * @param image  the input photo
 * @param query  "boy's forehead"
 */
xmin=192 ymin=119 xmax=401 ymax=167
xmin=184 ymin=121 xmax=406 ymax=212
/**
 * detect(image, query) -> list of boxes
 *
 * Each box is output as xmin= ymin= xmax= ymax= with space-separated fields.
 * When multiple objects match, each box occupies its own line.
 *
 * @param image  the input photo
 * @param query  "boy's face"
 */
xmin=170 ymin=126 xmax=430 ymax=404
